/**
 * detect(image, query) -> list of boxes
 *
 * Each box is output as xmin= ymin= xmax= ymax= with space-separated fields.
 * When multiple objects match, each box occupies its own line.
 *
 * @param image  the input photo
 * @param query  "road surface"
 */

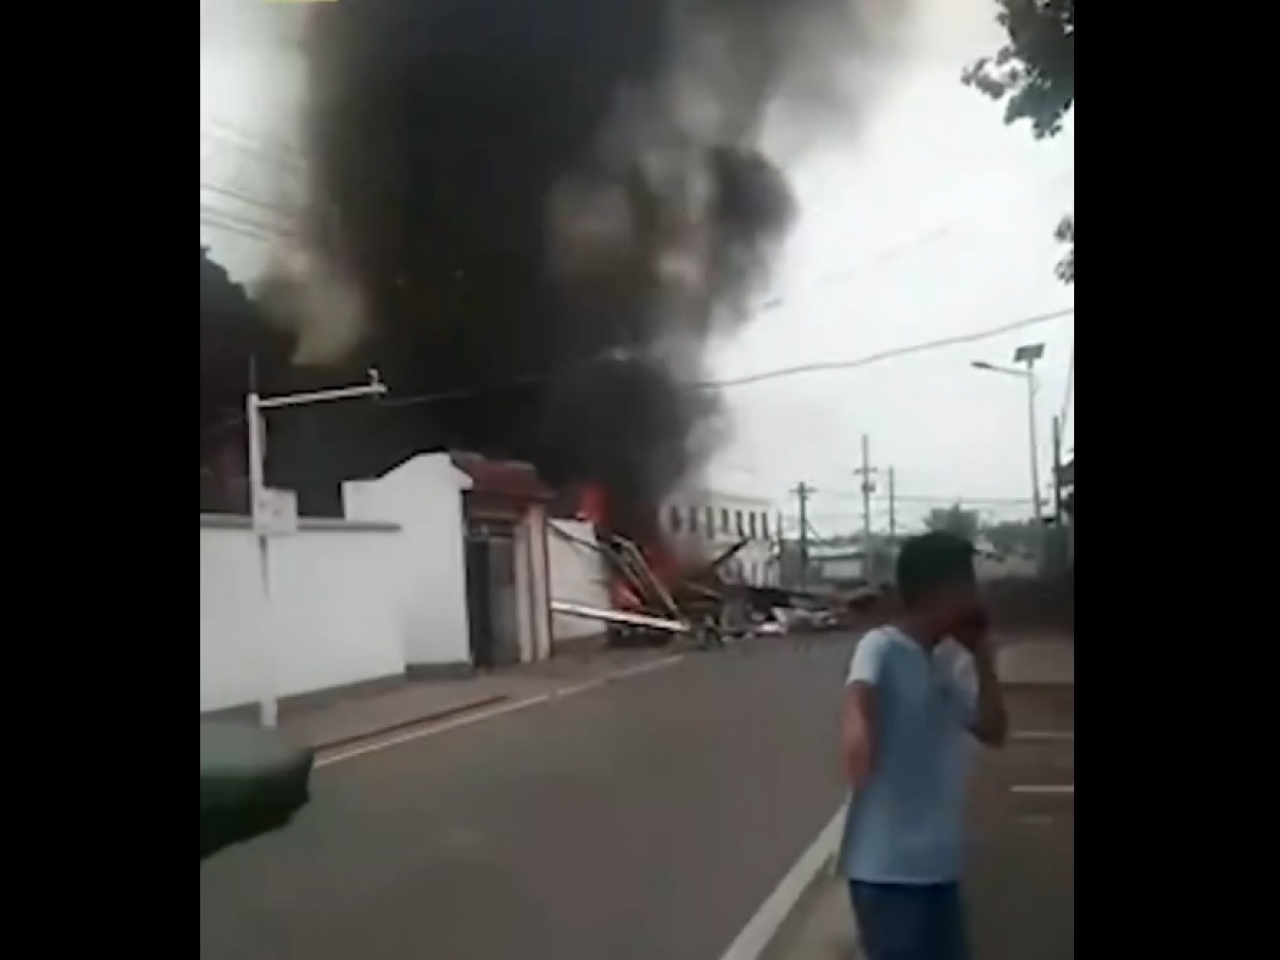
xmin=200 ymin=637 xmax=857 ymax=960
xmin=966 ymin=683 xmax=1074 ymax=960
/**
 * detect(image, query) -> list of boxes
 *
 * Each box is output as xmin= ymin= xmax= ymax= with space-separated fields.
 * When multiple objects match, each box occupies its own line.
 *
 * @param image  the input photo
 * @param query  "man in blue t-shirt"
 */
xmin=839 ymin=531 xmax=1008 ymax=960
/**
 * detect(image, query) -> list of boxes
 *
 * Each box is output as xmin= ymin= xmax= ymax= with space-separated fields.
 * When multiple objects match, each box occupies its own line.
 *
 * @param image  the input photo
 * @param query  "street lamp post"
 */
xmin=245 ymin=368 xmax=388 ymax=728
xmin=971 ymin=343 xmax=1046 ymax=527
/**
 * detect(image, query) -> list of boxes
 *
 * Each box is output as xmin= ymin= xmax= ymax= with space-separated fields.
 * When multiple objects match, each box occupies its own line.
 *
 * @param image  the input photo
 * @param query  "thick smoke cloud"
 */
xmin=265 ymin=0 xmax=903 ymax=533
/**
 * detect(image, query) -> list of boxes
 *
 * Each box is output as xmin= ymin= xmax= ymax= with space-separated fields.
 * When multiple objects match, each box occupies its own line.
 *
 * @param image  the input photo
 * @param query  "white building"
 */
xmin=659 ymin=489 xmax=779 ymax=586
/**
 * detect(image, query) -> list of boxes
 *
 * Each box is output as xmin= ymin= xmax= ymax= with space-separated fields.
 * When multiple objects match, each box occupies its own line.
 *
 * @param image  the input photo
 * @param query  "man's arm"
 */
xmin=841 ymin=631 xmax=889 ymax=788
xmin=966 ymin=643 xmax=1008 ymax=748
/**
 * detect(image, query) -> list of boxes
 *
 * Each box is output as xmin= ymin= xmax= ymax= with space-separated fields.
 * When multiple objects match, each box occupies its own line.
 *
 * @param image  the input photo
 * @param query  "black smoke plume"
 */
xmin=261 ymin=0 xmax=902 ymax=531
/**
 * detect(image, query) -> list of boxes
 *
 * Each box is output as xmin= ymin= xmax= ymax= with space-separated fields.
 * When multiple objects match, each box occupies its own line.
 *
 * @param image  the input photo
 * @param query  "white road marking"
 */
xmin=1011 ymin=784 xmax=1074 ymax=796
xmin=1012 ymin=730 xmax=1074 ymax=742
xmin=717 ymin=805 xmax=848 ymax=960
xmin=315 ymin=654 xmax=686 ymax=769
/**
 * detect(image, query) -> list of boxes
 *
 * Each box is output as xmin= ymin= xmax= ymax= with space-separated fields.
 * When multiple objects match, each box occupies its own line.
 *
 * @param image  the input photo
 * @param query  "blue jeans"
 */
xmin=848 ymin=881 xmax=971 ymax=960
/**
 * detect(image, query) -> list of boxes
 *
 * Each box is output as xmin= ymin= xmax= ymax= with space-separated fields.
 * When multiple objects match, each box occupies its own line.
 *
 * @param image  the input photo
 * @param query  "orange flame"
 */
xmin=576 ymin=482 xmax=687 ymax=610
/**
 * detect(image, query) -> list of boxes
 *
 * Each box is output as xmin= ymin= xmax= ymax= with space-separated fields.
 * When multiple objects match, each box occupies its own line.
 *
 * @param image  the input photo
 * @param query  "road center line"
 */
xmin=316 ymin=654 xmax=686 ymax=769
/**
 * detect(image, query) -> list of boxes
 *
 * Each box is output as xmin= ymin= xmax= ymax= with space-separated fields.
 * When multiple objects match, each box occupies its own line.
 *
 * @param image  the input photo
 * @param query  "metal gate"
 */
xmin=464 ymin=524 xmax=521 ymax=669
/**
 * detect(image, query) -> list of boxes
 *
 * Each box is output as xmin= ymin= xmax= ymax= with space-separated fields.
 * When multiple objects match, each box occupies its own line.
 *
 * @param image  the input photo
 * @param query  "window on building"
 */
xmin=721 ymin=508 xmax=730 ymax=533
xmin=705 ymin=506 xmax=715 ymax=535
xmin=761 ymin=513 xmax=771 ymax=539
xmin=668 ymin=504 xmax=683 ymax=533
xmin=688 ymin=505 xmax=699 ymax=534
xmin=747 ymin=512 xmax=757 ymax=539
xmin=735 ymin=510 xmax=744 ymax=537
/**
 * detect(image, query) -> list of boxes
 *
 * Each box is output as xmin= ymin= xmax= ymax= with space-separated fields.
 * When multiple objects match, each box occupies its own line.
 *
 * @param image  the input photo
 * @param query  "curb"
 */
xmin=313 ymin=654 xmax=687 ymax=766
xmin=309 ymin=693 xmax=512 ymax=752
xmin=718 ymin=806 xmax=847 ymax=960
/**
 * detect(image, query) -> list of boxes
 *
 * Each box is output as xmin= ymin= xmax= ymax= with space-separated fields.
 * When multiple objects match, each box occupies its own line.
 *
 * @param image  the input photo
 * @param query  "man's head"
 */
xmin=894 ymin=531 xmax=978 ymax=637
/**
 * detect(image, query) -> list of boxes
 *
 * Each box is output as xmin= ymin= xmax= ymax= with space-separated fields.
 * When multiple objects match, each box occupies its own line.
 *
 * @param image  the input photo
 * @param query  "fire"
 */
xmin=576 ymin=483 xmax=683 ymax=612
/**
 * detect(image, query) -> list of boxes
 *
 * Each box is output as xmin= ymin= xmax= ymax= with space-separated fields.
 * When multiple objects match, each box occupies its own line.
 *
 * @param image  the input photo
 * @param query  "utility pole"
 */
xmin=1051 ymin=415 xmax=1064 ymax=524
xmin=793 ymin=483 xmax=812 ymax=588
xmin=887 ymin=467 xmax=897 ymax=540
xmin=853 ymin=434 xmax=878 ymax=580
xmin=1050 ymin=415 xmax=1064 ymax=571
xmin=246 ymin=368 xmax=387 ymax=728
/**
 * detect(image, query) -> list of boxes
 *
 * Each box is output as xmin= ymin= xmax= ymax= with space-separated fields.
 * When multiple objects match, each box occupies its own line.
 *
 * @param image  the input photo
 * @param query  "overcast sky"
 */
xmin=200 ymin=0 xmax=1074 ymax=536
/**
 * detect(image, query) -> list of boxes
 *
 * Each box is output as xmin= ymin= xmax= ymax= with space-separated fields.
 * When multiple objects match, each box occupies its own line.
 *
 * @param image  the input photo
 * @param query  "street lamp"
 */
xmin=246 ymin=368 xmax=388 ymax=728
xmin=970 ymin=343 xmax=1045 ymax=527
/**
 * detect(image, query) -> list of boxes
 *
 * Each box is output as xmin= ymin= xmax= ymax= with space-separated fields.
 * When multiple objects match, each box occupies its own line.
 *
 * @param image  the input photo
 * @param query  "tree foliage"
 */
xmin=963 ymin=0 xmax=1074 ymax=283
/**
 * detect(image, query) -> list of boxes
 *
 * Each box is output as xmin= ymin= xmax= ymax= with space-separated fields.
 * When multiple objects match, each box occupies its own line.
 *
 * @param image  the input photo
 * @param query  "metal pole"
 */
xmin=795 ymin=483 xmax=811 ymax=589
xmin=1024 ymin=363 xmax=1043 ymax=526
xmin=245 ymin=391 xmax=278 ymax=729
xmin=1050 ymin=415 xmax=1064 ymax=572
xmin=1051 ymin=416 xmax=1063 ymax=525
xmin=887 ymin=467 xmax=897 ymax=540
xmin=858 ymin=435 xmax=875 ymax=581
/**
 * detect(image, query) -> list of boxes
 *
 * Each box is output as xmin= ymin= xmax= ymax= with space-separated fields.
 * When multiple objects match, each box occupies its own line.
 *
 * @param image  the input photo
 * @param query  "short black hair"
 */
xmin=895 ymin=531 xmax=976 ymax=607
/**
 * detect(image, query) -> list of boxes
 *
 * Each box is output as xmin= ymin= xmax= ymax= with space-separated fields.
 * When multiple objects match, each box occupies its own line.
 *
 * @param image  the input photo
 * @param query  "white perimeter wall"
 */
xmin=200 ymin=519 xmax=403 ymax=713
xmin=201 ymin=453 xmax=477 ymax=714
xmin=547 ymin=520 xmax=610 ymax=643
xmin=342 ymin=454 xmax=474 ymax=669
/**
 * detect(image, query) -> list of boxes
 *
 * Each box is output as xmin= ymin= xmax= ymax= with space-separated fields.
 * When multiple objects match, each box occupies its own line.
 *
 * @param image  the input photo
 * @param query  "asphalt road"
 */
xmin=200 ymin=637 xmax=858 ymax=960
xmin=966 ymin=684 xmax=1074 ymax=960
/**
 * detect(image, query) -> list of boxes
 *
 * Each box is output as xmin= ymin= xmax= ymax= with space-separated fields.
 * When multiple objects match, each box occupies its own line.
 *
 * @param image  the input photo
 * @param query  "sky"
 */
xmin=200 ymin=0 xmax=1074 ymax=537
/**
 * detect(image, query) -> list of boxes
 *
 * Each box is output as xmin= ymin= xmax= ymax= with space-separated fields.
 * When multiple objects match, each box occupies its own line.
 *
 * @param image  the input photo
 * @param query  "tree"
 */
xmin=962 ymin=0 xmax=1075 ymax=283
xmin=926 ymin=504 xmax=980 ymax=542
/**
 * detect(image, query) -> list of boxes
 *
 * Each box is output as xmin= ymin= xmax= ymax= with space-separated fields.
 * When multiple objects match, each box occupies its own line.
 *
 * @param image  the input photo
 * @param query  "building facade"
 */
xmin=658 ymin=489 xmax=779 ymax=586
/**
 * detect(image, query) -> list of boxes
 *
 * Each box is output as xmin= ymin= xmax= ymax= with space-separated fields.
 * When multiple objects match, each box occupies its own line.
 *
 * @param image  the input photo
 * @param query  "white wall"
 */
xmin=200 ymin=519 xmax=404 ymax=713
xmin=343 ymin=454 xmax=474 ymax=670
xmin=201 ymin=453 xmax=562 ymax=713
xmin=547 ymin=520 xmax=611 ymax=643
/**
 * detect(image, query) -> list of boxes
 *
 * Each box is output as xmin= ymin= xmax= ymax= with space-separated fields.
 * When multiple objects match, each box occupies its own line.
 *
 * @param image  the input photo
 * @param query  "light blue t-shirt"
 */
xmin=838 ymin=625 xmax=979 ymax=884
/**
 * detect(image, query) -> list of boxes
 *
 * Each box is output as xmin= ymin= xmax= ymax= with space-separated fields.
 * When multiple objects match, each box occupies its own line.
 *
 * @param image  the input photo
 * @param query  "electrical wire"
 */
xmin=754 ymin=166 xmax=1074 ymax=313
xmin=378 ymin=306 xmax=1074 ymax=410
xmin=200 ymin=214 xmax=277 ymax=244
xmin=711 ymin=307 xmax=1073 ymax=389
xmin=200 ymin=181 xmax=295 ymax=219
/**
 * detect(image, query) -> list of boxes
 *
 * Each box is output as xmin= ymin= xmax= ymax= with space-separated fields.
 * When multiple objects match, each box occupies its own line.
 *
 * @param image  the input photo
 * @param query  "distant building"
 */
xmin=659 ymin=489 xmax=778 ymax=586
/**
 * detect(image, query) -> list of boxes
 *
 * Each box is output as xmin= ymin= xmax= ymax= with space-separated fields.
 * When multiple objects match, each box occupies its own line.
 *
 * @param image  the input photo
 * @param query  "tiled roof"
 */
xmin=449 ymin=451 xmax=552 ymax=502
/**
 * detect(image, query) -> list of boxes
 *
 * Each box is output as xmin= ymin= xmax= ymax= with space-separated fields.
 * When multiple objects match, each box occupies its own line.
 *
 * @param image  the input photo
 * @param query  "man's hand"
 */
xmin=951 ymin=606 xmax=990 ymax=653
xmin=954 ymin=610 xmax=1008 ymax=747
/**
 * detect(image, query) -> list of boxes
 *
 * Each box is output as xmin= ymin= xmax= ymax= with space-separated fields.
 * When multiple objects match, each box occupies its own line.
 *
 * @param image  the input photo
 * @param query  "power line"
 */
xmin=754 ymin=167 xmax=1074 ymax=314
xmin=378 ymin=306 xmax=1074 ymax=410
xmin=200 ymin=214 xmax=277 ymax=244
xmin=712 ymin=307 xmax=1073 ymax=389
xmin=201 ymin=121 xmax=302 ymax=171
xmin=820 ymin=490 xmax=1032 ymax=506
xmin=200 ymin=181 xmax=295 ymax=219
